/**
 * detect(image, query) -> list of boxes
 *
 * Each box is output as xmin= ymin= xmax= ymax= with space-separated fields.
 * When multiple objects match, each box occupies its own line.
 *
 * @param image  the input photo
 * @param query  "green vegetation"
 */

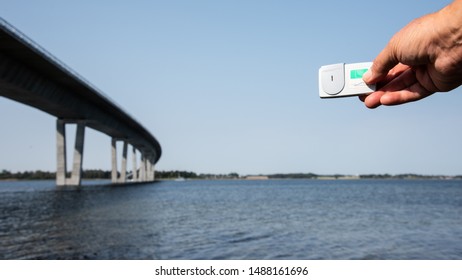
xmin=267 ymin=173 xmax=319 ymax=179
xmin=1 ymin=169 xmax=55 ymax=180
xmin=0 ymin=169 xmax=111 ymax=180
xmin=1 ymin=169 xmax=461 ymax=181
xmin=358 ymin=173 xmax=462 ymax=179
xmin=156 ymin=171 xmax=240 ymax=180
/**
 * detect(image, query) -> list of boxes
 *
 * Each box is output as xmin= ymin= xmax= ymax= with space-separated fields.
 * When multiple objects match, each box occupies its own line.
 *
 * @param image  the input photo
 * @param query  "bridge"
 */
xmin=0 ymin=18 xmax=162 ymax=186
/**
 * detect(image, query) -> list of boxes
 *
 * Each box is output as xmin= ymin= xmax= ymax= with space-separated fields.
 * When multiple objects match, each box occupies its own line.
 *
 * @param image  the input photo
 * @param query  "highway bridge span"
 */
xmin=0 ymin=18 xmax=162 ymax=186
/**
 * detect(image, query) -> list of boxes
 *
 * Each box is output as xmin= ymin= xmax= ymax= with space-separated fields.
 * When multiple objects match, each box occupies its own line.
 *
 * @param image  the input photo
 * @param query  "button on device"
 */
xmin=320 ymin=63 xmax=345 ymax=95
xmin=318 ymin=62 xmax=375 ymax=98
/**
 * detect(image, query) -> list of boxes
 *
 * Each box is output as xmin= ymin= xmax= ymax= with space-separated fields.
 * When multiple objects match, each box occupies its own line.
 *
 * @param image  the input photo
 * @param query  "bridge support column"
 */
xmin=111 ymin=138 xmax=128 ymax=183
xmin=152 ymin=161 xmax=156 ymax=181
xmin=146 ymin=158 xmax=155 ymax=181
xmin=146 ymin=160 xmax=152 ymax=181
xmin=56 ymin=120 xmax=67 ymax=186
xmin=132 ymin=147 xmax=138 ymax=182
xmin=56 ymin=119 xmax=86 ymax=186
xmin=140 ymin=154 xmax=146 ymax=182
xmin=111 ymin=145 xmax=155 ymax=183
xmin=121 ymin=141 xmax=128 ymax=182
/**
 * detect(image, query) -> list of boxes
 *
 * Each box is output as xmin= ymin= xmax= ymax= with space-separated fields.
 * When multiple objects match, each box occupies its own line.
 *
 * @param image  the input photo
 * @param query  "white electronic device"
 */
xmin=318 ymin=62 xmax=376 ymax=98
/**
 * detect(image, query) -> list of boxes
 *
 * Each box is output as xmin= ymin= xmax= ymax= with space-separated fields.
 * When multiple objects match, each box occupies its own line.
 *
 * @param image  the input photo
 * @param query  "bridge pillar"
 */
xmin=111 ymin=139 xmax=117 ymax=183
xmin=146 ymin=158 xmax=155 ymax=181
xmin=56 ymin=119 xmax=86 ymax=186
xmin=146 ymin=159 xmax=151 ymax=181
xmin=111 ymin=145 xmax=154 ymax=183
xmin=121 ymin=141 xmax=128 ymax=182
xmin=56 ymin=120 xmax=67 ymax=186
xmin=132 ymin=147 xmax=138 ymax=182
xmin=152 ymin=160 xmax=156 ymax=181
xmin=140 ymin=154 xmax=146 ymax=182
xmin=111 ymin=138 xmax=128 ymax=183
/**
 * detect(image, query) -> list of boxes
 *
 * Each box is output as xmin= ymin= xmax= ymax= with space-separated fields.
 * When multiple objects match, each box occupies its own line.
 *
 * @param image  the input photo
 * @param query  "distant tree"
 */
xmin=228 ymin=173 xmax=239 ymax=178
xmin=82 ymin=169 xmax=111 ymax=179
xmin=0 ymin=169 xmax=12 ymax=179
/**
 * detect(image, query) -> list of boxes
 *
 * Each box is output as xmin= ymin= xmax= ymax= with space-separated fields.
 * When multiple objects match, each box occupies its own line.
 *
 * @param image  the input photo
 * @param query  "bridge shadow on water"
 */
xmin=55 ymin=180 xmax=162 ymax=191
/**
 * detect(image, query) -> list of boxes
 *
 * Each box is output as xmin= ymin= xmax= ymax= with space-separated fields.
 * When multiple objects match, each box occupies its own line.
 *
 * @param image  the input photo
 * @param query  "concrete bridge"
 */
xmin=0 ymin=18 xmax=162 ymax=186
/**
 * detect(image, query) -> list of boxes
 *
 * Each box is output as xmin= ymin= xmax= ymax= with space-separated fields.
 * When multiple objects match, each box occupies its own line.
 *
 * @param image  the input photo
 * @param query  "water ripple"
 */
xmin=0 ymin=179 xmax=461 ymax=259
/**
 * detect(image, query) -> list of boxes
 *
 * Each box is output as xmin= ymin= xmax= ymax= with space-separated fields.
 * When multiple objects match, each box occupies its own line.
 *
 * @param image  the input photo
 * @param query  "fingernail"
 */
xmin=362 ymin=69 xmax=372 ymax=82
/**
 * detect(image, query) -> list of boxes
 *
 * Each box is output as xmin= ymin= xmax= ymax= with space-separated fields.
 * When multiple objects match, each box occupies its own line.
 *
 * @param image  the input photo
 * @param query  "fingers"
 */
xmin=358 ymin=64 xmax=410 ymax=108
xmin=379 ymin=63 xmax=410 ymax=85
xmin=363 ymin=41 xmax=401 ymax=85
xmin=361 ymin=68 xmax=434 ymax=108
xmin=362 ymin=87 xmax=432 ymax=108
xmin=362 ymin=91 xmax=385 ymax=109
xmin=379 ymin=85 xmax=433 ymax=106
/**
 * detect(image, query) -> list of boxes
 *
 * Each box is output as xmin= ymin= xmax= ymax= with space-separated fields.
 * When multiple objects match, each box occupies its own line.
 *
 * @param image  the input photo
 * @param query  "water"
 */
xmin=0 ymin=179 xmax=461 ymax=259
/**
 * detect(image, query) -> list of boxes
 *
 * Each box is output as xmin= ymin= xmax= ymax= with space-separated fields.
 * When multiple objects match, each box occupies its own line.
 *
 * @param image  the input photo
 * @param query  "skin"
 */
xmin=360 ymin=0 xmax=462 ymax=108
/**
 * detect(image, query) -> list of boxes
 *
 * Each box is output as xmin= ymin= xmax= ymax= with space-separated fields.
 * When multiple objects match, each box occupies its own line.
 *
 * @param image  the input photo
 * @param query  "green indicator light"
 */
xmin=350 ymin=68 xmax=368 ymax=79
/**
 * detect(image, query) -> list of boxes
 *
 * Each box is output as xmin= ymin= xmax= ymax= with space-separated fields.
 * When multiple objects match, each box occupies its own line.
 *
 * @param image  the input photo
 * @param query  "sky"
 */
xmin=1 ymin=0 xmax=462 ymax=176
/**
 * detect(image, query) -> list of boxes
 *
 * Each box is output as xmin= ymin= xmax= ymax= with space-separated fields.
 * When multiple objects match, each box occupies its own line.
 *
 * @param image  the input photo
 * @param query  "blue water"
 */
xmin=0 ymin=179 xmax=461 ymax=259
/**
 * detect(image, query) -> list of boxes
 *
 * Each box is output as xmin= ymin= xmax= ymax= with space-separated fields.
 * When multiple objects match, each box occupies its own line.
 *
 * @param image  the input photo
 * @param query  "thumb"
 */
xmin=363 ymin=42 xmax=400 ymax=84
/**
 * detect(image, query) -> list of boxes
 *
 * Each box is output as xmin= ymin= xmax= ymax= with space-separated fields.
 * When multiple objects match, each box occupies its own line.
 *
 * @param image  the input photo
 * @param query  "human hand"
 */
xmin=360 ymin=0 xmax=462 ymax=108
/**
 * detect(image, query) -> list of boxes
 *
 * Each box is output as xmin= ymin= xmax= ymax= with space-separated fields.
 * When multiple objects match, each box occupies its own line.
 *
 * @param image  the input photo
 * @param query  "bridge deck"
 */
xmin=0 ymin=18 xmax=161 ymax=166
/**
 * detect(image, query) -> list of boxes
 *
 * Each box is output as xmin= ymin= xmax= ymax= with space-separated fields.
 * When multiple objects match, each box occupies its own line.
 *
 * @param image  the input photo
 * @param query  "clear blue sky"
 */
xmin=2 ymin=0 xmax=461 ymax=176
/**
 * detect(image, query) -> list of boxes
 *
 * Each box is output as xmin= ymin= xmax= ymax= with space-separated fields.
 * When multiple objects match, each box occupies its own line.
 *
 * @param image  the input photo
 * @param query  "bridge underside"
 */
xmin=0 ymin=19 xmax=161 ymax=185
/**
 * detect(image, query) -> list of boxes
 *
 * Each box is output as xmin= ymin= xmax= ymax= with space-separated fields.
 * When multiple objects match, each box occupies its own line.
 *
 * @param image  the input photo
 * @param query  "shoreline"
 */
xmin=2 ymin=177 xmax=456 ymax=182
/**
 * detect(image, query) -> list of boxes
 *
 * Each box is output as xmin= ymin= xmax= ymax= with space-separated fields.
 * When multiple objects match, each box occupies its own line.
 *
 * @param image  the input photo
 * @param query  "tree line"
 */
xmin=0 ymin=169 xmax=241 ymax=180
xmin=0 ymin=169 xmax=112 ymax=180
xmin=2 ymin=169 xmax=461 ymax=181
